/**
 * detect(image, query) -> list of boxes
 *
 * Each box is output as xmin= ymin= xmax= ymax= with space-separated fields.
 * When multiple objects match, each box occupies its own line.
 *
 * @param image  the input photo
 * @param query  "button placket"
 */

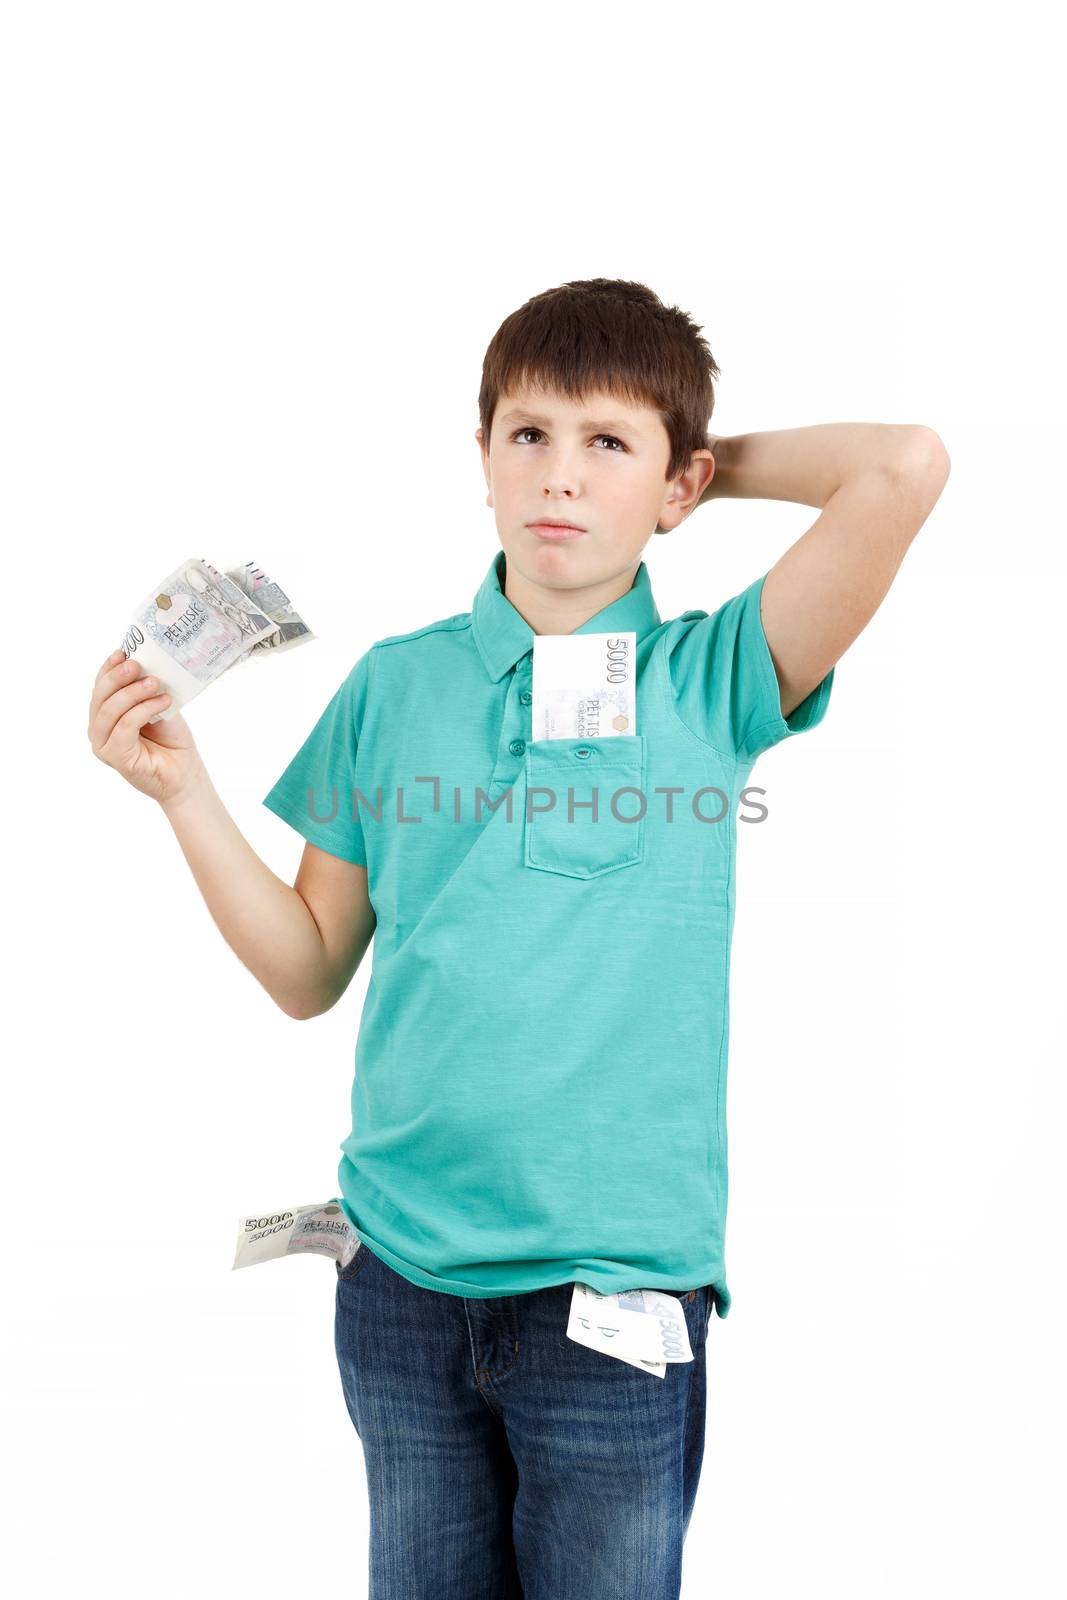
xmin=488 ymin=664 xmax=533 ymax=792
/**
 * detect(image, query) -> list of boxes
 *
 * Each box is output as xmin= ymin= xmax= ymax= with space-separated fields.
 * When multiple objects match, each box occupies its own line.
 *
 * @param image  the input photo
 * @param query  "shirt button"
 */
xmin=509 ymin=738 xmax=526 ymax=757
xmin=574 ymin=747 xmax=592 ymax=758
xmin=519 ymin=690 xmax=532 ymax=705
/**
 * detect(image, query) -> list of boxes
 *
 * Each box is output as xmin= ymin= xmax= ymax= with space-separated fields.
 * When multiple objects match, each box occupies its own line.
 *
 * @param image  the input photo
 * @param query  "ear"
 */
xmin=659 ymin=449 xmax=715 ymax=532
xmin=476 ymin=428 xmax=494 ymax=505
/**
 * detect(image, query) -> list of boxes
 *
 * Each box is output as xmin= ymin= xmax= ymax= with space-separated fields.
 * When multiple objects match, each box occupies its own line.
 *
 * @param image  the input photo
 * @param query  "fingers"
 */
xmin=89 ymin=650 xmax=130 ymax=723
xmin=112 ymin=684 xmax=172 ymax=738
xmin=89 ymin=659 xmax=170 ymax=751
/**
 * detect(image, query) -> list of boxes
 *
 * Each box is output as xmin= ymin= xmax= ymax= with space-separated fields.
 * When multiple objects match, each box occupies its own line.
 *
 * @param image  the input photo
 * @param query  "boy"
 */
xmin=88 ymin=278 xmax=950 ymax=1599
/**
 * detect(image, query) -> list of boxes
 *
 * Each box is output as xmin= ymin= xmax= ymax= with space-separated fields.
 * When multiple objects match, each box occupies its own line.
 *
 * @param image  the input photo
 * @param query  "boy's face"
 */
xmin=476 ymin=386 xmax=713 ymax=593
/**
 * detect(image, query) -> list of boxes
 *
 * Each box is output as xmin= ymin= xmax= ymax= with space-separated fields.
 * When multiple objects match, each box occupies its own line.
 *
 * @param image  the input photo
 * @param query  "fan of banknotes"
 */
xmin=117 ymin=557 xmax=314 ymax=724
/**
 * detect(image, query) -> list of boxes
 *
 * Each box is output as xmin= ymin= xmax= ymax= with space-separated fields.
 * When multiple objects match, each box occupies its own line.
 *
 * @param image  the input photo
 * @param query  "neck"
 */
xmin=501 ymin=555 xmax=639 ymax=636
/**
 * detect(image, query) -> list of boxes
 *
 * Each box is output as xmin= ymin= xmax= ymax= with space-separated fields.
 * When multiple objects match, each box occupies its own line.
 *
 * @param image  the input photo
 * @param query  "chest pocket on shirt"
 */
xmin=523 ymin=735 xmax=646 ymax=880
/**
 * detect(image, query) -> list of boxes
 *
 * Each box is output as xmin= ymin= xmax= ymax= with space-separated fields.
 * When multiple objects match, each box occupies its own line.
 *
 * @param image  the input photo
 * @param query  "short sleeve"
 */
xmin=663 ymin=570 xmax=834 ymax=764
xmin=261 ymin=647 xmax=375 ymax=866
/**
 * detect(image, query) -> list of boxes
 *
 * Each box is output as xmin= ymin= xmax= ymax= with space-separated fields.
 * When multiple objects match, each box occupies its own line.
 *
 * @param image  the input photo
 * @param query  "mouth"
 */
xmin=527 ymin=520 xmax=587 ymax=542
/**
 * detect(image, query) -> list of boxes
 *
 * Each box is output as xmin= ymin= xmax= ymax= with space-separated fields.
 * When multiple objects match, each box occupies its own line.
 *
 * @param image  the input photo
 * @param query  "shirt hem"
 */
xmin=341 ymin=1217 xmax=729 ymax=1307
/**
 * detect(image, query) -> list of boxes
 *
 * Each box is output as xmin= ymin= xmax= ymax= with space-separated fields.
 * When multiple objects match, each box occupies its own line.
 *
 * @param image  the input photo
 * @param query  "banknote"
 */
xmin=232 ymin=1199 xmax=361 ymax=1272
xmin=116 ymin=557 xmax=314 ymax=724
xmin=566 ymin=1281 xmax=694 ymax=1378
xmin=223 ymin=561 xmax=314 ymax=661
xmin=532 ymin=631 xmax=637 ymax=740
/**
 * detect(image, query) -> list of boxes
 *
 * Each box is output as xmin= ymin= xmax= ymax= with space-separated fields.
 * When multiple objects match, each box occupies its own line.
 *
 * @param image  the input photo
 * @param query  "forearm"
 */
xmin=159 ymin=766 xmax=331 ymax=1020
xmin=707 ymin=422 xmax=923 ymax=510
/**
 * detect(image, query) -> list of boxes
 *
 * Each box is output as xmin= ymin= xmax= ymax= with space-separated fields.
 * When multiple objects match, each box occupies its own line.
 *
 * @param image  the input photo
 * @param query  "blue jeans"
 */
xmin=334 ymin=1240 xmax=714 ymax=1598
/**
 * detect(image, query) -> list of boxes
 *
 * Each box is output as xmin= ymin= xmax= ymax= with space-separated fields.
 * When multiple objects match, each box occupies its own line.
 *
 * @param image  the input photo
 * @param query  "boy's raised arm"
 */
xmin=160 ymin=772 xmax=372 ymax=1020
xmin=291 ymin=840 xmax=376 ymax=1015
xmin=88 ymin=647 xmax=368 ymax=1021
xmin=703 ymin=423 xmax=951 ymax=717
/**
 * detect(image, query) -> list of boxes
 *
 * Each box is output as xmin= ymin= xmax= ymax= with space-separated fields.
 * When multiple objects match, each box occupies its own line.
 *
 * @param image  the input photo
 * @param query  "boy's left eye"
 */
xmin=511 ymin=428 xmax=627 ymax=453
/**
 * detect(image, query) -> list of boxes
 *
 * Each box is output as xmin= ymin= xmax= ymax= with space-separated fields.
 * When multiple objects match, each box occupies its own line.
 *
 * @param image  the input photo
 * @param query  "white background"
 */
xmin=3 ymin=2 xmax=1064 ymax=1596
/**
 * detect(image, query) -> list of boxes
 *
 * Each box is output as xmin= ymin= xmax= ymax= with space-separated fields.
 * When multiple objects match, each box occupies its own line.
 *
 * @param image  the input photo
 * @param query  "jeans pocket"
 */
xmin=524 ymin=735 xmax=646 ymax=880
xmin=680 ymin=1285 xmax=712 ymax=1351
xmin=336 ymin=1239 xmax=371 ymax=1283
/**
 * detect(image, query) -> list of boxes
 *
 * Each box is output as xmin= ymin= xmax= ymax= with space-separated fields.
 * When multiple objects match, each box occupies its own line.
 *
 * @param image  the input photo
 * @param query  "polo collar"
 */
xmin=471 ymin=549 xmax=663 ymax=683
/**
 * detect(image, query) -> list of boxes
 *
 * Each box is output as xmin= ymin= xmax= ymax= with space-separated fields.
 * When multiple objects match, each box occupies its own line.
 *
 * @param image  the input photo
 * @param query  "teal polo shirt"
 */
xmin=262 ymin=550 xmax=834 ymax=1312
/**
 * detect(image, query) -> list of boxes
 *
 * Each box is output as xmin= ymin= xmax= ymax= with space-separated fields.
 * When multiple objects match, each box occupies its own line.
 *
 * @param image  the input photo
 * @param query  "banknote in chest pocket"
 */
xmin=523 ymin=735 xmax=646 ymax=880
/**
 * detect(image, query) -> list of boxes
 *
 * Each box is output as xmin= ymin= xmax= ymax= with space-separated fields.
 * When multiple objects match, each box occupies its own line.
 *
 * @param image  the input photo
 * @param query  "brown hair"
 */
xmin=478 ymin=277 xmax=720 ymax=483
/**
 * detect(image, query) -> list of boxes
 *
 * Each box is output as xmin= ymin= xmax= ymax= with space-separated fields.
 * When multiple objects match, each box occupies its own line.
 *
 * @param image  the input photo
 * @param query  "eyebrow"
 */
xmin=499 ymin=409 xmax=642 ymax=436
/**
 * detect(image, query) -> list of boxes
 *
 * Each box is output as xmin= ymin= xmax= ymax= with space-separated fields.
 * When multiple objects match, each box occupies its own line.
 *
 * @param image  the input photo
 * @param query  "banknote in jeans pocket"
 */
xmin=336 ymin=1239 xmax=371 ymax=1283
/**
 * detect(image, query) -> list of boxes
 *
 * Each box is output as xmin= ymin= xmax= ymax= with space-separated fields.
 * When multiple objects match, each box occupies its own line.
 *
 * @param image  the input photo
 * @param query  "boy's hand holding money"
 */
xmin=86 ymin=562 xmax=349 ymax=1023
xmin=87 ymin=648 xmax=206 ymax=807
xmin=88 ymin=556 xmax=310 ymax=808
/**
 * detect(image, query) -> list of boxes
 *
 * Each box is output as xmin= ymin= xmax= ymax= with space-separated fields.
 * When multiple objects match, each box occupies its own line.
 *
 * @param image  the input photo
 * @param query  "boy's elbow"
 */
xmin=900 ymin=425 xmax=951 ymax=482
xmin=275 ymin=990 xmax=327 ymax=1022
xmin=276 ymin=984 xmax=343 ymax=1022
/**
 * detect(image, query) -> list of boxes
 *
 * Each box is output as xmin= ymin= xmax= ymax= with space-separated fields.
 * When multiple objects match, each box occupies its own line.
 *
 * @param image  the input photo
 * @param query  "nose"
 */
xmin=540 ymin=463 xmax=579 ymax=498
xmin=535 ymin=440 xmax=585 ymax=495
